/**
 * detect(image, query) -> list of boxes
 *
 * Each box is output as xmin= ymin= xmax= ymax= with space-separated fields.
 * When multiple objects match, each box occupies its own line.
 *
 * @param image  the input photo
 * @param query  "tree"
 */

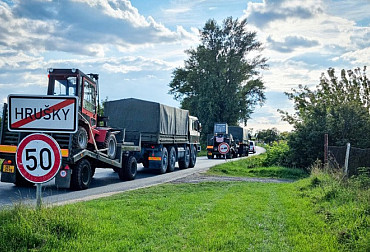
xmin=169 ymin=17 xmax=267 ymax=139
xmin=256 ymin=128 xmax=280 ymax=145
xmin=280 ymin=66 xmax=370 ymax=168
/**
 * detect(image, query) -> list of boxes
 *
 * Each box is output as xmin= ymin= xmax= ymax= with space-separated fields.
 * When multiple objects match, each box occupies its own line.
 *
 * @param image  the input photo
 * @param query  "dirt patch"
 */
xmin=170 ymin=172 xmax=294 ymax=184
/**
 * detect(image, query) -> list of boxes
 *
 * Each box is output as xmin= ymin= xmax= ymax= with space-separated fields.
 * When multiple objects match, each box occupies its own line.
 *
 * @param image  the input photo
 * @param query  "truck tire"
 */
xmin=179 ymin=146 xmax=190 ymax=169
xmin=188 ymin=146 xmax=197 ymax=168
xmin=71 ymin=159 xmax=92 ymax=190
xmin=158 ymin=147 xmax=168 ymax=174
xmin=104 ymin=133 xmax=117 ymax=159
xmin=167 ymin=146 xmax=176 ymax=172
xmin=119 ymin=156 xmax=137 ymax=181
xmin=207 ymin=154 xmax=213 ymax=159
xmin=73 ymin=126 xmax=88 ymax=150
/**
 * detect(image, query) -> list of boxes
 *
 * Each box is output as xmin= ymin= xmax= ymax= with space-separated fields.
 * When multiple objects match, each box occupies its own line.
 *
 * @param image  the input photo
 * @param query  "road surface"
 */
xmin=0 ymin=146 xmax=265 ymax=208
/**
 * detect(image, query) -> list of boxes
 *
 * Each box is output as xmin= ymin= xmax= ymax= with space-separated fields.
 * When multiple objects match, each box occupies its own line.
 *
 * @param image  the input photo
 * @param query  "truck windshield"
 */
xmin=214 ymin=124 xmax=227 ymax=134
xmin=54 ymin=77 xmax=77 ymax=96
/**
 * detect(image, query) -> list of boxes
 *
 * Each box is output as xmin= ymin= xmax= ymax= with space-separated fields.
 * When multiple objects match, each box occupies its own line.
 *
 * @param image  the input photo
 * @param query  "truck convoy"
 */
xmin=207 ymin=123 xmax=248 ymax=159
xmin=0 ymin=69 xmax=201 ymax=190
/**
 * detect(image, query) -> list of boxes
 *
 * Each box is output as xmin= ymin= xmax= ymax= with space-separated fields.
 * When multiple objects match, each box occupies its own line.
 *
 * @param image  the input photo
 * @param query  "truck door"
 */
xmin=81 ymin=77 xmax=97 ymax=127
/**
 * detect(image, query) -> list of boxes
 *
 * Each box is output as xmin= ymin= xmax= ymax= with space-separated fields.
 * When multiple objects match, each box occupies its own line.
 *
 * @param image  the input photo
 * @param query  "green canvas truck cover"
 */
xmin=228 ymin=126 xmax=248 ymax=144
xmin=104 ymin=98 xmax=189 ymax=137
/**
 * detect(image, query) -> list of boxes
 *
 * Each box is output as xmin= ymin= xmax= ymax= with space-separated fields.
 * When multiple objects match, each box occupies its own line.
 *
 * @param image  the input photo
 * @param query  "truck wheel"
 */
xmin=207 ymin=154 xmax=214 ymax=159
xmin=158 ymin=147 xmax=168 ymax=174
xmin=119 ymin=156 xmax=137 ymax=181
xmin=188 ymin=146 xmax=197 ymax=168
xmin=71 ymin=159 xmax=92 ymax=190
xmin=91 ymin=167 xmax=96 ymax=178
xmin=179 ymin=146 xmax=190 ymax=169
xmin=73 ymin=126 xmax=88 ymax=150
xmin=167 ymin=147 xmax=176 ymax=172
xmin=104 ymin=133 xmax=117 ymax=159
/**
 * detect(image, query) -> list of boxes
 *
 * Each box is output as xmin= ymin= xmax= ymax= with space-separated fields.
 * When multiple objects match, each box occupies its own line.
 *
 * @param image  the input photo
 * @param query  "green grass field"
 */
xmin=0 ymin=169 xmax=368 ymax=251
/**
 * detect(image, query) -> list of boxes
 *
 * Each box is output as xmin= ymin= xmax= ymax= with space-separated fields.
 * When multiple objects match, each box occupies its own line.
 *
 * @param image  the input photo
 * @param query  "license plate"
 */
xmin=3 ymin=165 xmax=15 ymax=173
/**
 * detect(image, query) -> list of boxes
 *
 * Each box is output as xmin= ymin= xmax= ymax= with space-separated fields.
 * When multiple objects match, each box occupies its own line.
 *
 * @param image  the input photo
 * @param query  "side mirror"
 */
xmin=197 ymin=121 xmax=202 ymax=132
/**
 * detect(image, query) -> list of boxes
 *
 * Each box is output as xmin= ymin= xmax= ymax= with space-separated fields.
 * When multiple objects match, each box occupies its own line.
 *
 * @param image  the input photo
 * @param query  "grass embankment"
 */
xmin=208 ymin=152 xmax=309 ymax=180
xmin=1 ymin=168 xmax=368 ymax=251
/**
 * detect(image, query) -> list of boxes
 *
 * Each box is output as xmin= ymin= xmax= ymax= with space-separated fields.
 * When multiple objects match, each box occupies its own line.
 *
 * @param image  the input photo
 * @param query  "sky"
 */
xmin=0 ymin=0 xmax=369 ymax=134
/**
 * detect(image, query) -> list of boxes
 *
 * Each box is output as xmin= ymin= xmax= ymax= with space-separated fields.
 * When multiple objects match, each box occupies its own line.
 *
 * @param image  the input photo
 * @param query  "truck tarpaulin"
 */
xmin=228 ymin=126 xmax=248 ymax=144
xmin=104 ymin=98 xmax=189 ymax=136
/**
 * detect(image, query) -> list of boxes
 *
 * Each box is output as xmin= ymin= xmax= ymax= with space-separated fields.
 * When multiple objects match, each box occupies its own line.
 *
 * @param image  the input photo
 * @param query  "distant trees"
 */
xmin=280 ymin=66 xmax=370 ymax=168
xmin=169 ymin=17 xmax=267 ymax=138
xmin=256 ymin=128 xmax=280 ymax=144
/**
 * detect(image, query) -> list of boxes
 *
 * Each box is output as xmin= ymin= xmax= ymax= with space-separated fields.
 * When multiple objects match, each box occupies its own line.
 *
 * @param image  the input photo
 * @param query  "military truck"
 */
xmin=104 ymin=98 xmax=201 ymax=174
xmin=206 ymin=123 xmax=248 ymax=159
xmin=0 ymin=69 xmax=201 ymax=190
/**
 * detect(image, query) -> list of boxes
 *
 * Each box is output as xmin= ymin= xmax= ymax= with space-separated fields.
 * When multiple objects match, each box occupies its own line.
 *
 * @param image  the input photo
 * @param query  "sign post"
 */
xmin=218 ymin=142 xmax=230 ymax=161
xmin=15 ymin=133 xmax=62 ymax=209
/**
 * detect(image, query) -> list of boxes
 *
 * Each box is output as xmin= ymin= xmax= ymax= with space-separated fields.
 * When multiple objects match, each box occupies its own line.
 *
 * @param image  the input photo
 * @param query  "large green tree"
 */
xmin=280 ymin=67 xmax=370 ymax=168
xmin=169 ymin=17 xmax=267 ymax=138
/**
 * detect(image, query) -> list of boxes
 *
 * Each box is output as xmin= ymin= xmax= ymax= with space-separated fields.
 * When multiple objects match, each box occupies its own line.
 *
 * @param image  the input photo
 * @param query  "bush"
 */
xmin=263 ymin=141 xmax=291 ymax=167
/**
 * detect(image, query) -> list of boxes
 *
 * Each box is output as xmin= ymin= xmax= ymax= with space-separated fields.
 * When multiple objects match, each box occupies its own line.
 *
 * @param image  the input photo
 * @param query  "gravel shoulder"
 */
xmin=170 ymin=172 xmax=295 ymax=184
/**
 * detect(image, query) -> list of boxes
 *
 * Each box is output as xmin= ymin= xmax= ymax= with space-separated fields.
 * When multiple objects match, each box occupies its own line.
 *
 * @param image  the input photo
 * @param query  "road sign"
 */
xmin=8 ymin=95 xmax=78 ymax=133
xmin=16 ymin=133 xmax=62 ymax=184
xmin=218 ymin=142 xmax=230 ymax=154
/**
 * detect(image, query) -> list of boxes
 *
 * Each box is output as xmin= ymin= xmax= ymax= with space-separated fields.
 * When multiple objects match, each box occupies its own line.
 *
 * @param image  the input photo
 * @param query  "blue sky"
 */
xmin=0 ymin=0 xmax=369 ymax=133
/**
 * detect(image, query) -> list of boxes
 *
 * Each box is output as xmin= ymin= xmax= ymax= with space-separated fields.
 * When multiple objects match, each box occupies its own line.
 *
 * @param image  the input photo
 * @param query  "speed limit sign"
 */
xmin=16 ymin=133 xmax=61 ymax=183
xmin=218 ymin=142 xmax=230 ymax=154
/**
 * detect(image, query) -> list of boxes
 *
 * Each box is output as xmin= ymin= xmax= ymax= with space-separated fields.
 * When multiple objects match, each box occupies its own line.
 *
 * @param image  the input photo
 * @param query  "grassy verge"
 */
xmin=207 ymin=154 xmax=309 ymax=180
xmin=0 ymin=171 xmax=368 ymax=251
xmin=198 ymin=149 xmax=207 ymax=157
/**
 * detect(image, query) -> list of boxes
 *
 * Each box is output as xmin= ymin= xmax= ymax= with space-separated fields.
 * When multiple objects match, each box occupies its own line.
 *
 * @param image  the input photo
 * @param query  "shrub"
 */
xmin=263 ymin=141 xmax=291 ymax=167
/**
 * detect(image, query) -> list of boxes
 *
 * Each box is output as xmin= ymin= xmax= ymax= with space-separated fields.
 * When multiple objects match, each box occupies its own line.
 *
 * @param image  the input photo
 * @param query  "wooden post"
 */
xmin=324 ymin=134 xmax=328 ymax=165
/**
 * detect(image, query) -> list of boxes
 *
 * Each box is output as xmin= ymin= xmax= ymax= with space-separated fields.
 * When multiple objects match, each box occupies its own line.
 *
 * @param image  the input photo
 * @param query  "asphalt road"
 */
xmin=0 ymin=146 xmax=265 ymax=208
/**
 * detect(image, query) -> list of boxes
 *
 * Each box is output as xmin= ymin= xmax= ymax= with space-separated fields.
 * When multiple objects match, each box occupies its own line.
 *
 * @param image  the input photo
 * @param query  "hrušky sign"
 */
xmin=8 ymin=95 xmax=78 ymax=133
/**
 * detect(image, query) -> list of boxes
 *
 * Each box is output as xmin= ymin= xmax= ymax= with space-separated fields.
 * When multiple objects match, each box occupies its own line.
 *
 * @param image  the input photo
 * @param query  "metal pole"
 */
xmin=324 ymin=134 xmax=328 ymax=165
xmin=36 ymin=183 xmax=42 ymax=210
xmin=344 ymin=143 xmax=350 ymax=176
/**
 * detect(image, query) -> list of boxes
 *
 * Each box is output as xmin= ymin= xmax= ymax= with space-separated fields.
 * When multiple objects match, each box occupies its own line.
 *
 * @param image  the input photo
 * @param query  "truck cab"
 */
xmin=207 ymin=123 xmax=235 ymax=159
xmin=207 ymin=123 xmax=248 ymax=159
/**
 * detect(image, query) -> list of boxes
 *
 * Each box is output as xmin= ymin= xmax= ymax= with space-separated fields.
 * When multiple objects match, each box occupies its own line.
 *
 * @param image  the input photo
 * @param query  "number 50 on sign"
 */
xmin=16 ymin=133 xmax=61 ymax=184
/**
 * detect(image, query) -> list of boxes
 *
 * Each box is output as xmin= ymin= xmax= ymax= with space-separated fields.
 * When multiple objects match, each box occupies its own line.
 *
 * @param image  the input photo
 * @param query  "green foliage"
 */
xmin=256 ymin=128 xmax=280 ymax=144
xmin=296 ymin=170 xmax=370 ymax=251
xmin=263 ymin=141 xmax=291 ymax=167
xmin=280 ymin=66 xmax=370 ymax=168
xmin=208 ymin=141 xmax=307 ymax=179
xmin=169 ymin=17 xmax=267 ymax=139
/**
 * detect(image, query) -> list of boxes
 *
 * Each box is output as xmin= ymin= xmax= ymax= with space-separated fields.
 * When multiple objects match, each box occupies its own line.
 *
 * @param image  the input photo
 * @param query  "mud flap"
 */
xmin=55 ymin=167 xmax=72 ymax=189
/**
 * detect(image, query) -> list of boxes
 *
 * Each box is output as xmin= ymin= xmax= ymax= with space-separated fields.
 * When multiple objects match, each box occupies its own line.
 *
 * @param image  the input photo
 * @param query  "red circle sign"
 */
xmin=218 ymin=142 xmax=230 ymax=154
xmin=16 ymin=133 xmax=61 ymax=183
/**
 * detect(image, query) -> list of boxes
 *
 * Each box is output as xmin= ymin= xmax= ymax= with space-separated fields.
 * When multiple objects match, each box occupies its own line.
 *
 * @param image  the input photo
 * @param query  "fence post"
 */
xmin=324 ymin=134 xmax=328 ymax=165
xmin=344 ymin=143 xmax=350 ymax=176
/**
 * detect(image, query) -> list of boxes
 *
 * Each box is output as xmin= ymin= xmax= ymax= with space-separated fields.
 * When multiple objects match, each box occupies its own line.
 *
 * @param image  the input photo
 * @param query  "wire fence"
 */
xmin=328 ymin=145 xmax=370 ymax=176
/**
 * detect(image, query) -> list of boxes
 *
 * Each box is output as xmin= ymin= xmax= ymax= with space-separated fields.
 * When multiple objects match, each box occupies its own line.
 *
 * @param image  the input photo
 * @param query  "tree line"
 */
xmin=169 ymin=17 xmax=370 ymax=169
